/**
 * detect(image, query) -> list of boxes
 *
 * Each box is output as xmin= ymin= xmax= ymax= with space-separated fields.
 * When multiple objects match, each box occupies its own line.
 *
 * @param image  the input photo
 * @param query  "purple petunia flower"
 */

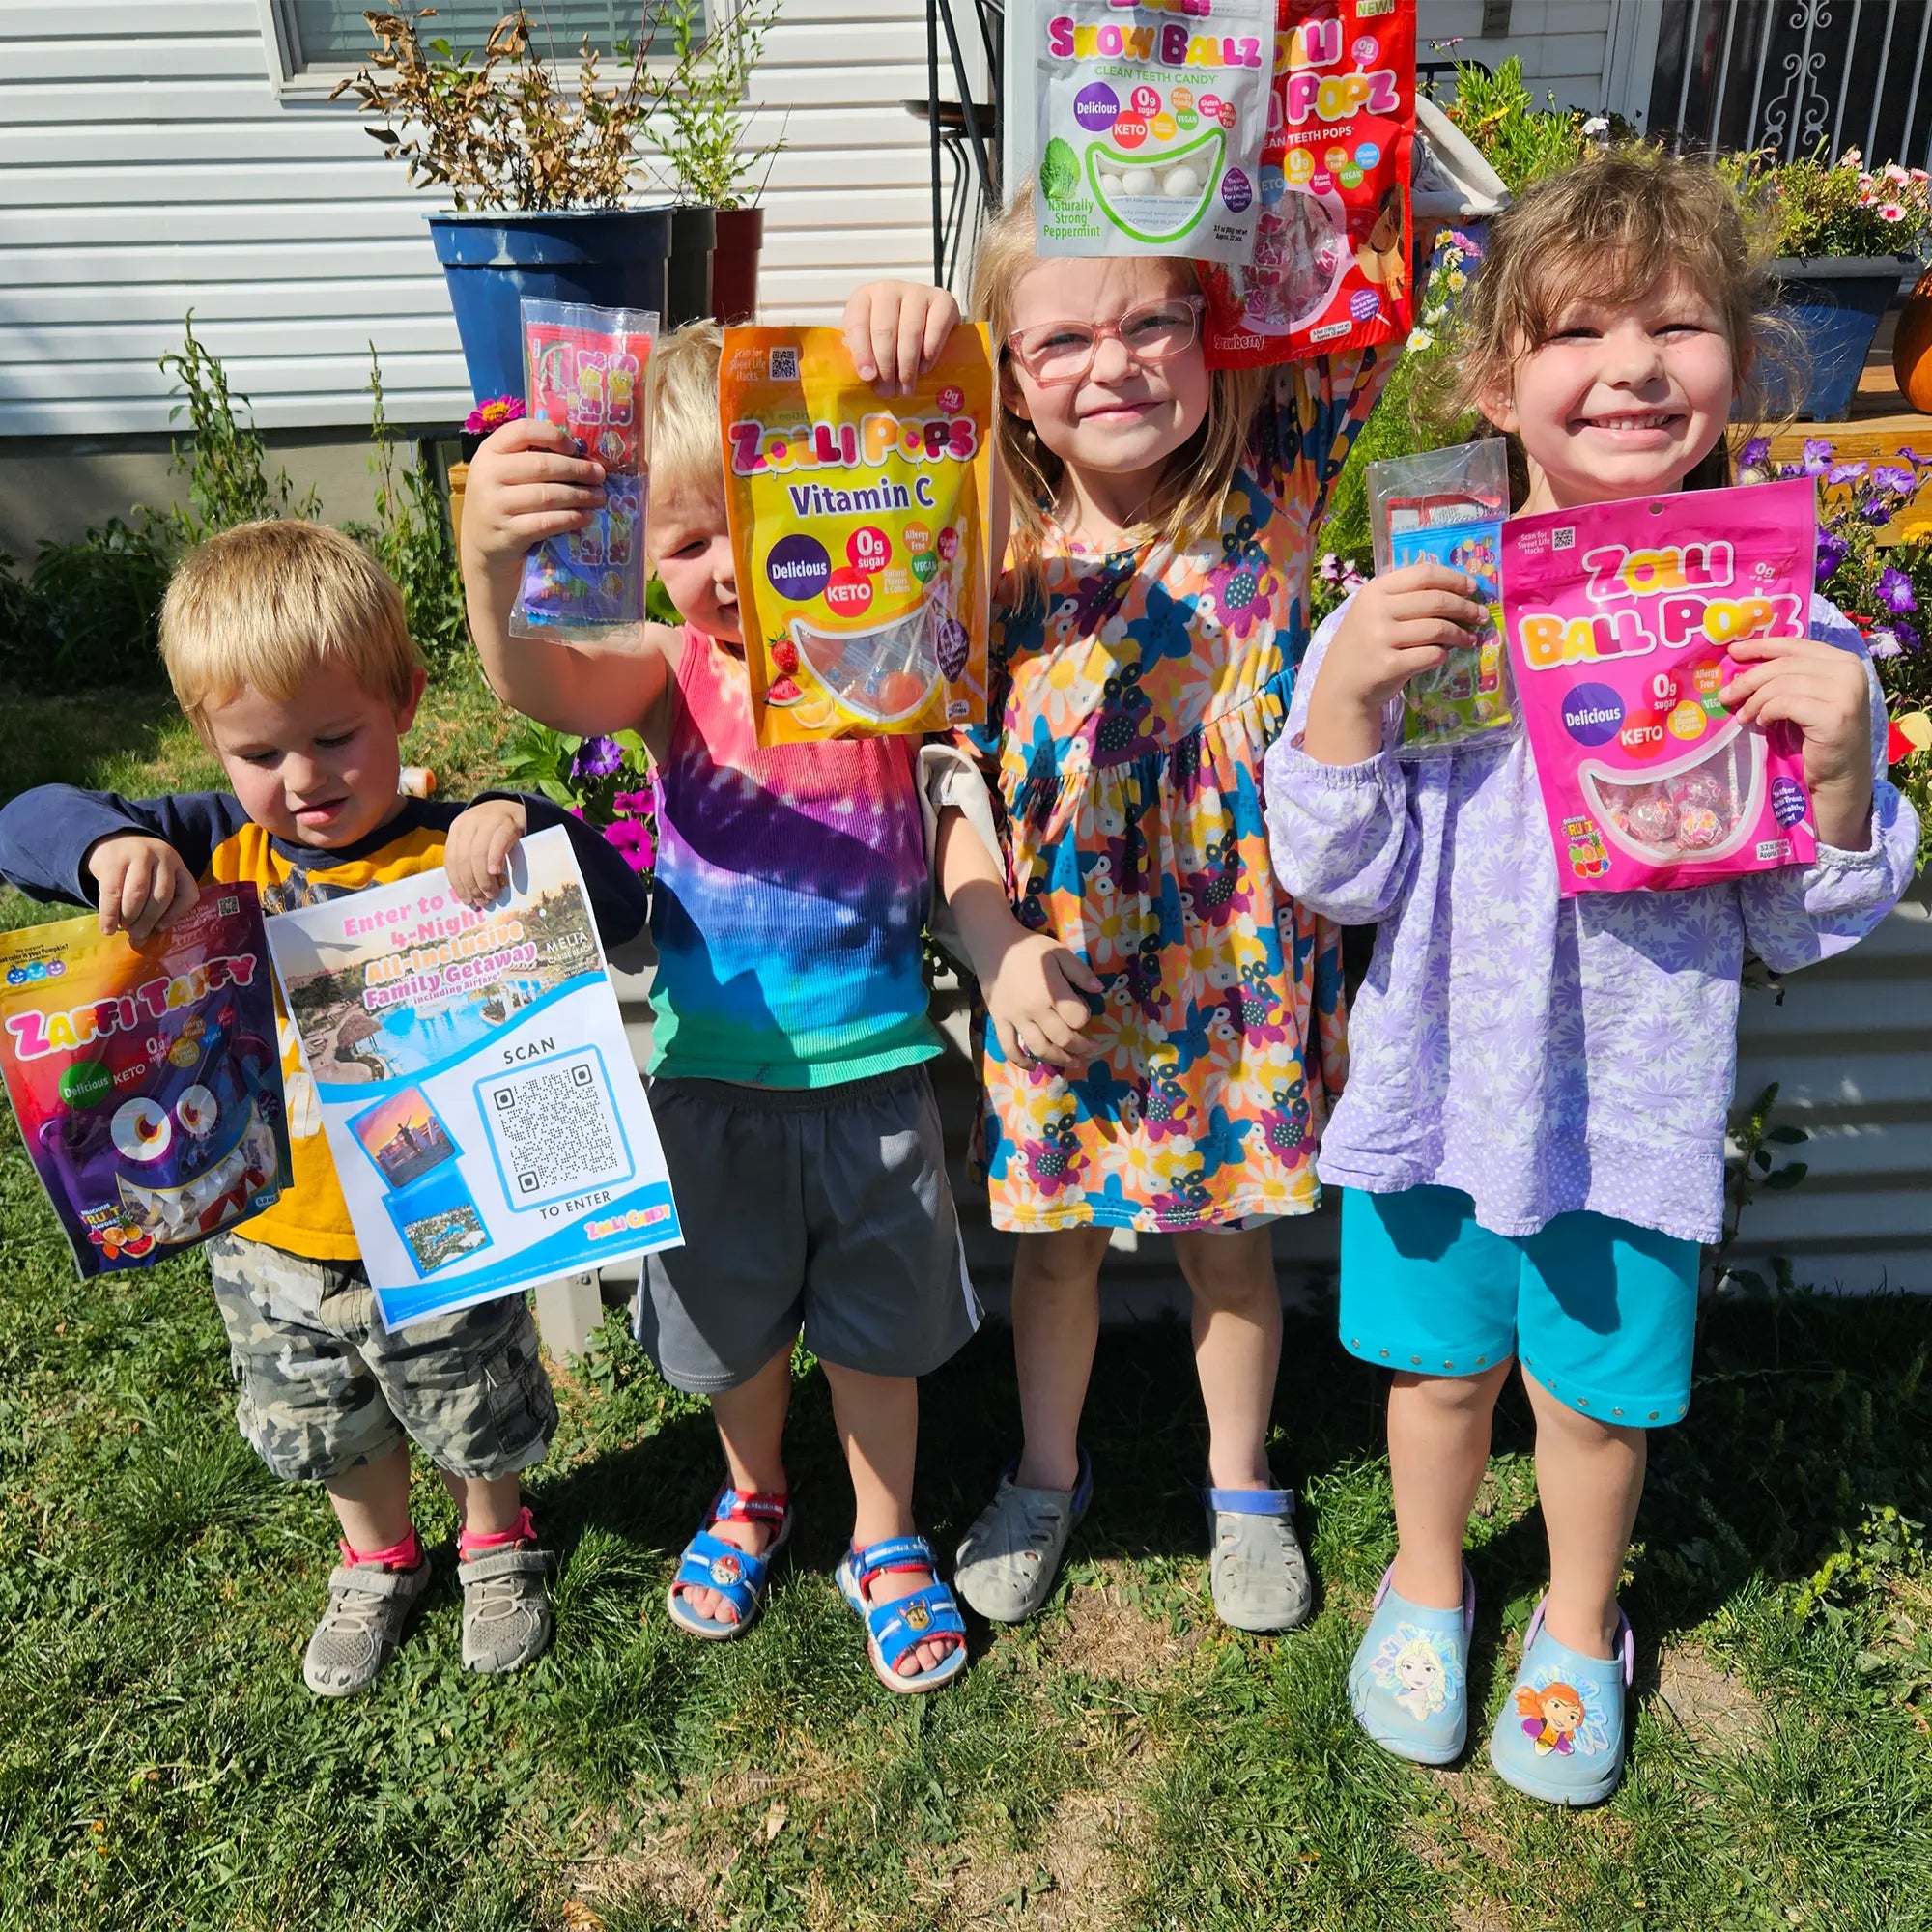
xmin=1897 ymin=446 xmax=1932 ymax=468
xmin=1739 ymin=435 xmax=1773 ymax=470
xmin=1815 ymin=528 xmax=1849 ymax=580
xmin=1878 ymin=567 xmax=1918 ymax=614
xmin=1875 ymin=463 xmax=1918 ymax=496
xmin=1896 ymin=617 xmax=1921 ymax=653
xmin=611 ymin=785 xmax=657 ymax=817
xmin=603 ymin=817 xmax=656 ymax=874
xmin=1827 ymin=460 xmax=1869 ymax=485
xmin=573 ymin=735 xmax=625 ymax=779
xmin=1862 ymin=496 xmax=1896 ymax=525
xmin=1803 ymin=438 xmax=1834 ymax=474
xmin=1869 ymin=628 xmax=1904 ymax=660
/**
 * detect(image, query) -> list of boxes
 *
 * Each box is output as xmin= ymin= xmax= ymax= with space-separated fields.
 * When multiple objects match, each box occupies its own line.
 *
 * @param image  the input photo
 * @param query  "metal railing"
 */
xmin=1652 ymin=0 xmax=1932 ymax=164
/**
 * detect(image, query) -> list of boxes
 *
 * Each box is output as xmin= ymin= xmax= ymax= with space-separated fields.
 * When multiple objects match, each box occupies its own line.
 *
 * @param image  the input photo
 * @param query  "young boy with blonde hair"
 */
xmin=0 ymin=518 xmax=651 ymax=1695
xmin=456 ymin=320 xmax=1078 ymax=1690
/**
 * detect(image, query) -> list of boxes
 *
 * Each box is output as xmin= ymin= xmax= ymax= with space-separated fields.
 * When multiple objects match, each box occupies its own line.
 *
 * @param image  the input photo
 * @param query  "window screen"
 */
xmin=289 ymin=4 xmax=689 ymax=71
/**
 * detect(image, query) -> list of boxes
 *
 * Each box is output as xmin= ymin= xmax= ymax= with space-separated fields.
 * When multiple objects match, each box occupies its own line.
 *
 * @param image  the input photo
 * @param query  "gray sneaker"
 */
xmin=953 ymin=1450 xmax=1093 ymax=1624
xmin=458 ymin=1544 xmax=554 ymax=1673
xmin=1204 ymin=1486 xmax=1313 ymax=1633
xmin=302 ymin=1559 xmax=433 ymax=1696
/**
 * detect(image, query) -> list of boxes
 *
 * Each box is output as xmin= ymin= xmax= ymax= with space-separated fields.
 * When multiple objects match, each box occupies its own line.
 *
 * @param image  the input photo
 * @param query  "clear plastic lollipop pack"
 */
xmin=510 ymin=299 xmax=655 ymax=642
xmin=1368 ymin=439 xmax=1517 ymax=757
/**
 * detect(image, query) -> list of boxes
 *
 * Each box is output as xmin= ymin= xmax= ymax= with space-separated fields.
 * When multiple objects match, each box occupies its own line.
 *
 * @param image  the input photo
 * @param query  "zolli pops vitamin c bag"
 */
xmin=1201 ymin=0 xmax=1415 ymax=367
xmin=1501 ymin=478 xmax=1820 ymax=895
xmin=722 ymin=327 xmax=995 ymax=746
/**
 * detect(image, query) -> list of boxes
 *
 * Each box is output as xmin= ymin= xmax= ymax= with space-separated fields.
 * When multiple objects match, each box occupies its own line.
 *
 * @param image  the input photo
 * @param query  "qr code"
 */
xmin=769 ymin=346 xmax=800 ymax=382
xmin=1552 ymin=526 xmax=1576 ymax=551
xmin=482 ymin=1050 xmax=631 ymax=1208
xmin=216 ymin=895 xmax=240 ymax=915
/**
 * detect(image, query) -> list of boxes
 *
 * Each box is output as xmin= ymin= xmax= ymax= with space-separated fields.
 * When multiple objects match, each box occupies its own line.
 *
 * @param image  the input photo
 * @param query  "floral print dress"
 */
xmin=964 ymin=351 xmax=1389 ymax=1234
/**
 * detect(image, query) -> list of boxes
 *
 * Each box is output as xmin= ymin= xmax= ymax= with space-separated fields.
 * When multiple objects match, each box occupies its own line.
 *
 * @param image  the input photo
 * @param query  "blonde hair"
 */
xmin=972 ymin=182 xmax=1265 ymax=602
xmin=1427 ymin=147 xmax=1804 ymax=490
xmin=159 ymin=519 xmax=420 ymax=734
xmin=647 ymin=318 xmax=727 ymax=506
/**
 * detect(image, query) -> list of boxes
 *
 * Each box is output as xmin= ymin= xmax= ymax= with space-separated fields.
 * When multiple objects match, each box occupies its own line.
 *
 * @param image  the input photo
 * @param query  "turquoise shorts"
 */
xmin=1338 ymin=1186 xmax=1700 ymax=1427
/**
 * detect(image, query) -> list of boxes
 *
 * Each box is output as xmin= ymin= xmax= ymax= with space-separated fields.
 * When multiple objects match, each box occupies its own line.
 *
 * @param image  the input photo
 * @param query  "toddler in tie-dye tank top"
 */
xmin=459 ymin=321 xmax=1010 ymax=1695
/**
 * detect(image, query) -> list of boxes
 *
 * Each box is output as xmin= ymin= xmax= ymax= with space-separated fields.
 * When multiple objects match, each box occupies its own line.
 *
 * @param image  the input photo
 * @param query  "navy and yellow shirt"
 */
xmin=0 ymin=786 xmax=648 ymax=1263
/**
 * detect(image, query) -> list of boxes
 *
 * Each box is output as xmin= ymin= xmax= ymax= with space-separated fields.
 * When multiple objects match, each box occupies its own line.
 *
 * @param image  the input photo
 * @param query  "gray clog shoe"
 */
xmin=1203 ymin=1485 xmax=1313 ymax=1633
xmin=302 ymin=1557 xmax=434 ymax=1696
xmin=458 ymin=1543 xmax=554 ymax=1674
xmin=953 ymin=1449 xmax=1094 ymax=1624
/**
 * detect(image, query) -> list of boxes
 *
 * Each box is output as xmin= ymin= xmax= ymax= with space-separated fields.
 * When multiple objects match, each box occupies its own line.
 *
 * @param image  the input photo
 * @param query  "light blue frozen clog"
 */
xmin=1348 ymin=1564 xmax=1475 ymax=1766
xmin=1487 ymin=1597 xmax=1634 ymax=1806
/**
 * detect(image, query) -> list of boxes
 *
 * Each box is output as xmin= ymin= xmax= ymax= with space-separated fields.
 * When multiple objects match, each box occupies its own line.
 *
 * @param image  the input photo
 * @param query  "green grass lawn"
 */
xmin=3 ymin=1092 xmax=1930 ymax=1931
xmin=4 ymin=679 xmax=1932 ymax=1928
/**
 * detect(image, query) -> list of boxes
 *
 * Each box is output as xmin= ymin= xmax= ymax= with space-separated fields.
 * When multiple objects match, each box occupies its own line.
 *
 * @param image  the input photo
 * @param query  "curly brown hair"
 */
xmin=1421 ymin=147 xmax=1805 ymax=496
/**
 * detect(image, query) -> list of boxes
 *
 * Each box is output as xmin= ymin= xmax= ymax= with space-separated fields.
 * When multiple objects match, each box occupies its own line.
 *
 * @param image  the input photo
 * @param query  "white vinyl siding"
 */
xmin=0 ymin=0 xmax=940 ymax=435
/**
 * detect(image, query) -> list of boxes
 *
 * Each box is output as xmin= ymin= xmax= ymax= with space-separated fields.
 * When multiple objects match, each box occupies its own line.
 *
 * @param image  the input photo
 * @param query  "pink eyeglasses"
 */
xmin=1004 ymin=295 xmax=1206 ymax=387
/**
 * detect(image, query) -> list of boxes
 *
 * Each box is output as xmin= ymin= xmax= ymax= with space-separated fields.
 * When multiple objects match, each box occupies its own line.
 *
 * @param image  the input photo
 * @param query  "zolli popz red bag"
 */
xmin=1200 ymin=0 xmax=1415 ymax=367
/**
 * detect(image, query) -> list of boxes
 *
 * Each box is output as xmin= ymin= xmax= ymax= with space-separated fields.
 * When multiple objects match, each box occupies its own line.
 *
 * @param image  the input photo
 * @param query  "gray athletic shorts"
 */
xmin=636 ymin=1065 xmax=981 ymax=1393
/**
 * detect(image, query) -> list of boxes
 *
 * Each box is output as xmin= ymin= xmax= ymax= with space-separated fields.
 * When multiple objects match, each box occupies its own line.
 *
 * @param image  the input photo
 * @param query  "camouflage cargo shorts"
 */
xmin=206 ymin=1234 xmax=557 ymax=1485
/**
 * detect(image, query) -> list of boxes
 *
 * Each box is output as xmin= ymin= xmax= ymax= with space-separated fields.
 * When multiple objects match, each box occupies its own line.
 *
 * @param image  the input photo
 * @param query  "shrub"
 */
xmin=0 ymin=521 xmax=171 ymax=690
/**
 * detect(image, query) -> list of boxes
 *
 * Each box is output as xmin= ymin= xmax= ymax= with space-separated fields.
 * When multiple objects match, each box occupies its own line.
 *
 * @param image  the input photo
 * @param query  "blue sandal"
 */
xmin=666 ymin=1486 xmax=793 ymax=1640
xmin=836 ymin=1533 xmax=969 ymax=1695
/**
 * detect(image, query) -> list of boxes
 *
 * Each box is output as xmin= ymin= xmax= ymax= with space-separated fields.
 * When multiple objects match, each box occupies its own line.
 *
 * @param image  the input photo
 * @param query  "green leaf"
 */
xmin=1762 ymin=1163 xmax=1809 ymax=1190
xmin=1766 ymin=1124 xmax=1810 ymax=1145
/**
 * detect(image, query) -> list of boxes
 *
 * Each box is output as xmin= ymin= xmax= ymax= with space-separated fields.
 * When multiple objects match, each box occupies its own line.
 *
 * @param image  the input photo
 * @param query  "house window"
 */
xmin=280 ymin=3 xmax=691 ymax=75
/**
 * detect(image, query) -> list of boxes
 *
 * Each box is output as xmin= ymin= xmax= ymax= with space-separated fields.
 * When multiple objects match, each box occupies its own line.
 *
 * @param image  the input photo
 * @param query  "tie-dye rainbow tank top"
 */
xmin=646 ymin=627 xmax=940 ymax=1087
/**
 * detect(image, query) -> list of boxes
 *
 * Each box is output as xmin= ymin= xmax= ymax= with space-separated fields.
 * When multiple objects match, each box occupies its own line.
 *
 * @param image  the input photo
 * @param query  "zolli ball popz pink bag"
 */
xmin=1500 ymin=477 xmax=1819 ymax=895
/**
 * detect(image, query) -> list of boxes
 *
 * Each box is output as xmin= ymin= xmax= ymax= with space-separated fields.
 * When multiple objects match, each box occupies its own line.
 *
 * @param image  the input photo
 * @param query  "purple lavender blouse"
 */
xmin=1263 ymin=594 xmax=1918 ymax=1244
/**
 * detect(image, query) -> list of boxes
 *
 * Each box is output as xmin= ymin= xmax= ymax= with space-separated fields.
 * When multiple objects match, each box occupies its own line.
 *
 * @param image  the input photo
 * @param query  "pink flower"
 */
xmin=463 ymin=395 xmax=526 ymax=436
xmin=1880 ymin=203 xmax=1909 ymax=223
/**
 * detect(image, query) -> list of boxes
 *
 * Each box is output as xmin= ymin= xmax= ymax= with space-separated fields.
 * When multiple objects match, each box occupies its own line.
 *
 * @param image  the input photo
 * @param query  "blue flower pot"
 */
xmin=1772 ymin=257 xmax=1913 ymax=421
xmin=428 ymin=206 xmax=681 ymax=404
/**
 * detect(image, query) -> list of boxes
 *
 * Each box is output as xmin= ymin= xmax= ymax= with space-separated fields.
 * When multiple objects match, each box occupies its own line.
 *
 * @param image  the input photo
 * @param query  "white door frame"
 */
xmin=1601 ymin=0 xmax=1668 ymax=129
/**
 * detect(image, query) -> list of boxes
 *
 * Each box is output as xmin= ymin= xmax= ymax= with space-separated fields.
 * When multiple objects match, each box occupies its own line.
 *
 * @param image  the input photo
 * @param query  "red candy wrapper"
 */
xmin=1201 ymin=0 xmax=1416 ymax=368
xmin=0 ymin=886 xmax=292 ymax=1278
xmin=510 ymin=298 xmax=656 ymax=642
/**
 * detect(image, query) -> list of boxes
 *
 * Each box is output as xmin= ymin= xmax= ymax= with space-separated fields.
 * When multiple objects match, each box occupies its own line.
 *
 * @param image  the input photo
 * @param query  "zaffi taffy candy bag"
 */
xmin=1369 ymin=439 xmax=1516 ymax=756
xmin=510 ymin=299 xmax=655 ymax=641
xmin=1501 ymin=478 xmax=1819 ymax=895
xmin=1035 ymin=0 xmax=1276 ymax=262
xmin=722 ymin=326 xmax=995 ymax=746
xmin=1202 ymin=0 xmax=1415 ymax=365
xmin=0 ymin=886 xmax=292 ymax=1279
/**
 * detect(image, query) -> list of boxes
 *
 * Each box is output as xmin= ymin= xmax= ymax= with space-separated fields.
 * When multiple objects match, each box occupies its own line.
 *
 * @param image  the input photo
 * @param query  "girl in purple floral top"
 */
xmin=1264 ymin=153 xmax=1917 ymax=1804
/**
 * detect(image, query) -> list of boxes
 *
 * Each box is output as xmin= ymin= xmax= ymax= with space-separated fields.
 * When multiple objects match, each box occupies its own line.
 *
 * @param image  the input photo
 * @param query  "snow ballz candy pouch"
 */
xmin=0 ymin=886 xmax=292 ymax=1278
xmin=1035 ymin=0 xmax=1275 ymax=263
xmin=722 ymin=326 xmax=995 ymax=746
xmin=1201 ymin=0 xmax=1416 ymax=367
xmin=1501 ymin=477 xmax=1820 ymax=895
xmin=511 ymin=299 xmax=655 ymax=642
xmin=1369 ymin=439 xmax=1516 ymax=756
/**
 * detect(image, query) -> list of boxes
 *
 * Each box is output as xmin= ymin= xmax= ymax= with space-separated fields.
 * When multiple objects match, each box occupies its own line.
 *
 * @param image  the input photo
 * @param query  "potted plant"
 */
xmin=1732 ymin=148 xmax=1931 ymax=420
xmin=335 ymin=8 xmax=710 ymax=400
xmin=648 ymin=0 xmax=783 ymax=322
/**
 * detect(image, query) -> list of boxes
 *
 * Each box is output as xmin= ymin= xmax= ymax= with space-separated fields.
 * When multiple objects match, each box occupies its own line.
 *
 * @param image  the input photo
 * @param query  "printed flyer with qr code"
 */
xmin=263 ymin=826 xmax=681 ymax=1329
